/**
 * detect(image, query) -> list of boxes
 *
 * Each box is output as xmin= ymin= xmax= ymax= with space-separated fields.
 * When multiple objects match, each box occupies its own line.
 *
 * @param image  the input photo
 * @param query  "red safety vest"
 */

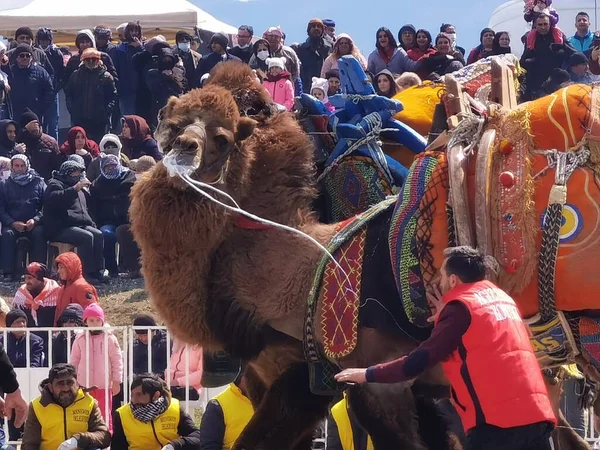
xmin=436 ymin=280 xmax=556 ymax=432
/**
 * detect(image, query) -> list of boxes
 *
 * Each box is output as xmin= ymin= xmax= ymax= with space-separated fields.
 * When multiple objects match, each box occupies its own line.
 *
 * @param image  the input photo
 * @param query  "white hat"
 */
xmin=310 ymin=77 xmax=330 ymax=103
xmin=99 ymin=133 xmax=123 ymax=157
xmin=266 ymin=56 xmax=286 ymax=71
xmin=117 ymin=23 xmax=128 ymax=32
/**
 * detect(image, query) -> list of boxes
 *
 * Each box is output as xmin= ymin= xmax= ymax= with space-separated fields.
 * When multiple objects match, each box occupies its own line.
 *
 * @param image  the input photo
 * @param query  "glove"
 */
xmin=162 ymin=445 xmax=175 ymax=450
xmin=58 ymin=437 xmax=78 ymax=450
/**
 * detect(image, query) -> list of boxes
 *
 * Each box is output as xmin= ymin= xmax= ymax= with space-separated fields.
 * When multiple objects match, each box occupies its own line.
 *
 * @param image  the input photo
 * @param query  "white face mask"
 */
xmin=446 ymin=32 xmax=457 ymax=44
xmin=239 ymin=43 xmax=251 ymax=49
xmin=257 ymin=50 xmax=269 ymax=61
xmin=177 ymin=42 xmax=190 ymax=52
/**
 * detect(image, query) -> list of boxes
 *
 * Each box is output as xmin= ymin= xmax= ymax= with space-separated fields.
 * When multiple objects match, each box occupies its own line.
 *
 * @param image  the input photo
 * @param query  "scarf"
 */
xmin=131 ymin=397 xmax=168 ymax=423
xmin=100 ymin=154 xmax=124 ymax=180
xmin=378 ymin=47 xmax=395 ymax=64
xmin=266 ymin=70 xmax=291 ymax=83
xmin=10 ymin=154 xmax=35 ymax=186
xmin=53 ymin=160 xmax=86 ymax=186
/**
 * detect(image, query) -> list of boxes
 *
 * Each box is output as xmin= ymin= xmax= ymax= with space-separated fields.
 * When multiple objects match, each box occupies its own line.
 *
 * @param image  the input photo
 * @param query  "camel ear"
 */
xmin=160 ymin=96 xmax=180 ymax=121
xmin=235 ymin=117 xmax=257 ymax=142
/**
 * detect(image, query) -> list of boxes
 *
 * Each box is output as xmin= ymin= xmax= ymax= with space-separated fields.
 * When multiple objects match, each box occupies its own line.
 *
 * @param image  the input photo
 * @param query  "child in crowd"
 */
xmin=168 ymin=337 xmax=203 ymax=401
xmin=52 ymin=303 xmax=84 ymax=365
xmin=310 ymin=77 xmax=335 ymax=112
xmin=70 ymin=303 xmax=123 ymax=431
xmin=395 ymin=72 xmax=422 ymax=92
xmin=54 ymin=252 xmax=98 ymax=324
xmin=262 ymin=57 xmax=295 ymax=111
xmin=524 ymin=0 xmax=563 ymax=50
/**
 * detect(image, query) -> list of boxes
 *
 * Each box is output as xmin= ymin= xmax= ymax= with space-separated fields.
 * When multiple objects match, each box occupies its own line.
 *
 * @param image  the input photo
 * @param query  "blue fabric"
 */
xmin=9 ymin=64 xmax=54 ymax=121
xmin=0 ymin=175 xmax=45 ymax=225
xmin=42 ymin=93 xmax=59 ymax=141
xmin=114 ymin=43 xmax=143 ymax=96
xmin=569 ymin=32 xmax=594 ymax=53
xmin=101 ymin=224 xmax=118 ymax=272
xmin=0 ymin=333 xmax=44 ymax=368
xmin=119 ymin=94 xmax=137 ymax=116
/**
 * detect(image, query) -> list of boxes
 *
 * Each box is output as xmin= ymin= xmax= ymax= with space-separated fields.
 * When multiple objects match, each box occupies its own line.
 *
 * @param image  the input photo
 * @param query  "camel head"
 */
xmin=156 ymin=85 xmax=257 ymax=190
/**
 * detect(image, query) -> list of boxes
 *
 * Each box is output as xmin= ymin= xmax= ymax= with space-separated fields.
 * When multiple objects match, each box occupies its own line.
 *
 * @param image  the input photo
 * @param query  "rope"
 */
xmin=447 ymin=112 xmax=486 ymax=156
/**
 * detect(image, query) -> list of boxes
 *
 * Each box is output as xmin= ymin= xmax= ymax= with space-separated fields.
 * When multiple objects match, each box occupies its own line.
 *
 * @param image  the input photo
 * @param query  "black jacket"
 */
xmin=229 ymin=45 xmax=253 ymax=64
xmin=0 ymin=174 xmax=45 ymax=225
xmin=65 ymin=65 xmax=117 ymax=125
xmin=145 ymin=67 xmax=186 ymax=129
xmin=42 ymin=176 xmax=95 ymax=238
xmin=295 ymin=38 xmax=332 ymax=92
xmin=6 ymin=47 xmax=54 ymax=83
xmin=89 ymin=169 xmax=135 ymax=227
xmin=195 ymin=52 xmax=241 ymax=79
xmin=52 ymin=331 xmax=77 ymax=365
xmin=132 ymin=330 xmax=170 ymax=376
xmin=9 ymin=63 xmax=54 ymax=121
xmin=62 ymin=51 xmax=117 ymax=91
xmin=0 ymin=333 xmax=44 ymax=368
xmin=17 ymin=130 xmax=63 ymax=181
xmin=36 ymin=45 xmax=65 ymax=93
xmin=0 ymin=344 xmax=19 ymax=394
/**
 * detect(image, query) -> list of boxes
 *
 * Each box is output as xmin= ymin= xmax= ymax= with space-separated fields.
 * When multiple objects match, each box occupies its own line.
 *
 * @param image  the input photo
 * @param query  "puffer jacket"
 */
xmin=9 ymin=63 xmax=54 ymax=120
xmin=168 ymin=340 xmax=203 ymax=393
xmin=0 ymin=173 xmax=45 ymax=225
xmin=62 ymin=51 xmax=117 ymax=90
xmin=262 ymin=72 xmax=295 ymax=111
xmin=70 ymin=327 xmax=123 ymax=389
xmin=89 ymin=168 xmax=135 ymax=227
xmin=65 ymin=65 xmax=117 ymax=125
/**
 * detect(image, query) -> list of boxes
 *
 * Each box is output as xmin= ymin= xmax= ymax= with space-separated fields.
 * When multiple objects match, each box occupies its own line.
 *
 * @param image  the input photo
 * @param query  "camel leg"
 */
xmin=413 ymin=394 xmax=463 ymax=450
xmin=232 ymin=362 xmax=332 ymax=450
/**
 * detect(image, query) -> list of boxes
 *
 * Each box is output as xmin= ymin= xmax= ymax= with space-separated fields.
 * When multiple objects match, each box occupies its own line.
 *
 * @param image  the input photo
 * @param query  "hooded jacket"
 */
xmin=52 ymin=303 xmax=84 ymax=364
xmin=321 ymin=33 xmax=367 ymax=76
xmin=121 ymin=115 xmax=163 ymax=161
xmin=0 ymin=120 xmax=17 ymax=158
xmin=145 ymin=48 xmax=186 ymax=128
xmin=53 ymin=252 xmax=98 ymax=324
xmin=398 ymin=24 xmax=417 ymax=51
xmin=35 ymin=30 xmax=65 ymax=93
xmin=63 ymin=47 xmax=117 ymax=92
xmin=262 ymin=70 xmax=295 ymax=111
xmin=89 ymin=165 xmax=135 ymax=227
xmin=0 ymin=169 xmax=45 ymax=225
xmin=21 ymin=381 xmax=111 ymax=450
xmin=17 ymin=128 xmax=62 ymax=181
xmin=169 ymin=340 xmax=203 ymax=393
xmin=59 ymin=127 xmax=100 ymax=168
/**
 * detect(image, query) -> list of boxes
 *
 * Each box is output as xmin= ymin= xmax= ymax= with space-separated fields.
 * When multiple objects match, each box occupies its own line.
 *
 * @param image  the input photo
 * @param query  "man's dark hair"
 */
xmin=238 ymin=25 xmax=254 ymax=37
xmin=576 ymin=12 xmax=590 ymax=20
xmin=131 ymin=373 xmax=169 ymax=398
xmin=443 ymin=246 xmax=488 ymax=283
xmin=49 ymin=363 xmax=77 ymax=382
xmin=440 ymin=23 xmax=455 ymax=33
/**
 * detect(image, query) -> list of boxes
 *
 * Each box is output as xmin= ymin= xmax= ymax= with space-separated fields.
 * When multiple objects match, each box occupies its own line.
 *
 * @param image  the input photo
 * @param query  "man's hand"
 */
xmin=592 ymin=46 xmax=600 ymax=62
xmin=5 ymin=388 xmax=28 ymax=428
xmin=57 ymin=437 xmax=78 ymax=450
xmin=14 ymin=143 xmax=26 ymax=154
xmin=112 ymin=381 xmax=121 ymax=395
xmin=12 ymin=221 xmax=26 ymax=232
xmin=25 ymin=219 xmax=35 ymax=231
xmin=74 ymin=179 xmax=91 ymax=191
xmin=131 ymin=37 xmax=142 ymax=48
xmin=334 ymin=368 xmax=367 ymax=384
xmin=426 ymin=284 xmax=444 ymax=323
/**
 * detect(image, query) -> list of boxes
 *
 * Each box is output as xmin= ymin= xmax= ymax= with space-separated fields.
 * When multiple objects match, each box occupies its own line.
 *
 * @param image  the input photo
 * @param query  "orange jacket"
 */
xmin=54 ymin=252 xmax=98 ymax=325
xmin=437 ymin=280 xmax=556 ymax=432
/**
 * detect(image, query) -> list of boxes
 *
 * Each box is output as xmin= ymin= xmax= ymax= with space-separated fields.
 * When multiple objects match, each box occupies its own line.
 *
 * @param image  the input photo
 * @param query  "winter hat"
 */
xmin=307 ymin=18 xmax=324 ymax=34
xmin=14 ymin=27 xmax=33 ymax=40
xmin=67 ymin=154 xmax=86 ymax=166
xmin=267 ymin=56 xmax=286 ymax=71
xmin=569 ymin=52 xmax=589 ymax=68
xmin=117 ymin=23 xmax=128 ymax=32
xmin=323 ymin=19 xmax=336 ymax=28
xmin=26 ymin=262 xmax=50 ymax=281
xmin=14 ymin=43 xmax=33 ymax=58
xmin=99 ymin=133 xmax=122 ymax=157
xmin=81 ymin=48 xmax=101 ymax=61
xmin=550 ymin=68 xmax=571 ymax=84
xmin=0 ymin=41 xmax=6 ymax=53
xmin=19 ymin=108 xmax=39 ymax=129
xmin=210 ymin=32 xmax=229 ymax=49
xmin=6 ymin=308 xmax=27 ymax=327
xmin=134 ymin=155 xmax=156 ymax=173
xmin=310 ymin=77 xmax=330 ymax=102
xmin=48 ymin=363 xmax=77 ymax=382
xmin=325 ymin=69 xmax=340 ymax=80
xmin=133 ymin=314 xmax=157 ymax=334
xmin=93 ymin=25 xmax=112 ymax=40
xmin=143 ymin=35 xmax=166 ymax=53
xmin=11 ymin=153 xmax=30 ymax=170
xmin=75 ymin=29 xmax=96 ymax=49
xmin=36 ymin=27 xmax=53 ymax=42
xmin=83 ymin=303 xmax=105 ymax=325
xmin=176 ymin=31 xmax=193 ymax=43
xmin=57 ymin=304 xmax=84 ymax=326
xmin=398 ymin=24 xmax=417 ymax=43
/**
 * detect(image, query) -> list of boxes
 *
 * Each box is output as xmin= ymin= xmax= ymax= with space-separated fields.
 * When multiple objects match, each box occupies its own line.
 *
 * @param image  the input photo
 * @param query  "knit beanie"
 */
xmin=75 ymin=29 xmax=96 ymax=49
xmin=310 ymin=77 xmax=330 ymax=103
xmin=26 ymin=262 xmax=50 ymax=281
xmin=57 ymin=304 xmax=84 ymax=326
xmin=134 ymin=155 xmax=156 ymax=173
xmin=19 ymin=108 xmax=39 ymax=129
xmin=323 ymin=19 xmax=336 ymax=28
xmin=6 ymin=309 xmax=27 ymax=327
xmin=307 ymin=18 xmax=324 ymax=34
xmin=83 ymin=303 xmax=105 ymax=325
xmin=93 ymin=26 xmax=112 ymax=40
xmin=14 ymin=43 xmax=33 ymax=58
xmin=14 ymin=27 xmax=33 ymax=40
xmin=133 ymin=314 xmax=157 ymax=334
xmin=80 ymin=48 xmax=101 ymax=61
xmin=569 ymin=52 xmax=588 ymax=68
xmin=11 ymin=153 xmax=30 ymax=171
xmin=210 ymin=32 xmax=229 ymax=49
xmin=99 ymin=133 xmax=122 ymax=157
xmin=267 ymin=56 xmax=286 ymax=71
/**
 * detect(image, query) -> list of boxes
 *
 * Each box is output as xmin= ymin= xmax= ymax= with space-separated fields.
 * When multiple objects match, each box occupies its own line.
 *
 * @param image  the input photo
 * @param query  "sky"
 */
xmin=193 ymin=0 xmax=509 ymax=55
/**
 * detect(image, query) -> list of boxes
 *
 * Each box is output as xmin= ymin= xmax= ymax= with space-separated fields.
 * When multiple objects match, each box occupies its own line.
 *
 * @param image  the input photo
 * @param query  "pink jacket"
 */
xmin=168 ymin=341 xmax=203 ymax=393
xmin=262 ymin=78 xmax=295 ymax=111
xmin=70 ymin=330 xmax=123 ymax=389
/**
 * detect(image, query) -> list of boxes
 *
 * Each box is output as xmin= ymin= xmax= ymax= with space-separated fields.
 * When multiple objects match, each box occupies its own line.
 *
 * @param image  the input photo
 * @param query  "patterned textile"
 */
xmin=580 ymin=317 xmax=600 ymax=370
xmin=323 ymin=156 xmax=394 ymax=222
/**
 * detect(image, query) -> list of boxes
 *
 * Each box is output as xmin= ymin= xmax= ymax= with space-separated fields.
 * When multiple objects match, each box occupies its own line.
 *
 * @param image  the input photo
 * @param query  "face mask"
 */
xmin=446 ymin=33 xmax=457 ymax=44
xmin=239 ymin=43 xmax=250 ymax=49
xmin=257 ymin=50 xmax=269 ymax=61
xmin=221 ymin=53 xmax=227 ymax=60
xmin=177 ymin=42 xmax=190 ymax=52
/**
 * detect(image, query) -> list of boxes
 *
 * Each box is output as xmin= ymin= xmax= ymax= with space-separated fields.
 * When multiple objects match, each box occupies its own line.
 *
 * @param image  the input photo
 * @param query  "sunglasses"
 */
xmin=18 ymin=53 xmax=32 ymax=59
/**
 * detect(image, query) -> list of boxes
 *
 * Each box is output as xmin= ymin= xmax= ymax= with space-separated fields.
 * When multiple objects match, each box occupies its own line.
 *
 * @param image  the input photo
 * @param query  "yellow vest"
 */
xmin=117 ymin=397 xmax=181 ymax=450
xmin=214 ymin=383 xmax=254 ymax=449
xmin=32 ymin=389 xmax=95 ymax=450
xmin=331 ymin=395 xmax=374 ymax=450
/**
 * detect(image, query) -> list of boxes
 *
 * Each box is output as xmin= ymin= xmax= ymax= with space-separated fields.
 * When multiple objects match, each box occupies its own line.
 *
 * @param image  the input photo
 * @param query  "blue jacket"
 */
xmin=0 ymin=333 xmax=44 ymax=368
xmin=195 ymin=52 xmax=241 ymax=79
xmin=0 ymin=175 xmax=45 ymax=226
xmin=9 ymin=63 xmax=54 ymax=121
xmin=569 ymin=32 xmax=594 ymax=54
xmin=114 ymin=43 xmax=143 ymax=96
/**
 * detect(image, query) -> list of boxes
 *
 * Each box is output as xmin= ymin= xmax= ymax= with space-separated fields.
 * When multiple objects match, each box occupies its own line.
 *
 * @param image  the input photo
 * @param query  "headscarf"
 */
xmin=100 ymin=154 xmax=124 ymax=180
xmin=157 ymin=48 xmax=176 ymax=71
xmin=68 ymin=154 xmax=86 ymax=165
xmin=53 ymin=160 xmax=86 ymax=186
xmin=10 ymin=154 xmax=35 ymax=186
xmin=122 ymin=115 xmax=153 ymax=150
xmin=60 ymin=127 xmax=100 ymax=157
xmin=0 ymin=120 xmax=17 ymax=155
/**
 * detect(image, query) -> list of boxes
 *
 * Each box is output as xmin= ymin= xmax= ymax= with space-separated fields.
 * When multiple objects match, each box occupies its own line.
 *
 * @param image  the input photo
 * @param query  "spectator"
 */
xmin=59 ymin=127 xmax=100 ymax=169
xmin=145 ymin=48 xmax=186 ymax=130
xmin=367 ymin=27 xmax=418 ymax=75
xmin=467 ymin=28 xmax=495 ymax=65
xmin=0 ymin=42 xmax=9 ymax=121
xmin=0 ymin=297 xmax=9 ymax=327
xmin=35 ymin=28 xmax=64 ymax=142
xmin=93 ymin=25 xmax=117 ymax=61
xmin=1 ymin=309 xmax=44 ymax=368
xmin=567 ymin=52 xmax=598 ymax=84
xmin=310 ymin=77 xmax=334 ymax=112
xmin=295 ymin=19 xmax=332 ymax=90
xmin=174 ymin=31 xmax=201 ymax=90
xmin=112 ymin=373 xmax=201 ymax=450
xmin=262 ymin=57 xmax=294 ymax=111
xmin=493 ymin=32 xmax=512 ymax=56
xmin=168 ymin=338 xmax=203 ymax=401
xmin=116 ymin=23 xmax=128 ymax=43
xmin=327 ymin=393 xmax=373 ymax=450
xmin=43 ymin=160 xmax=107 ymax=284
xmin=248 ymin=38 xmax=272 ymax=74
xmin=423 ymin=33 xmax=465 ymax=78
xmin=0 ymin=155 xmax=46 ymax=280
xmin=196 ymin=33 xmax=241 ymax=79
xmin=374 ymin=69 xmax=398 ymax=98
xmin=62 ymin=29 xmax=118 ymax=93
xmin=120 ymin=115 xmax=163 ymax=161
xmin=6 ymin=27 xmax=54 ymax=81
xmin=52 ymin=303 xmax=84 ymax=365
xmin=524 ymin=0 xmax=562 ymax=45
xmin=408 ymin=30 xmax=436 ymax=79
xmin=13 ymin=261 xmax=59 ymax=327
xmin=325 ymin=69 xmax=341 ymax=96
xmin=396 ymin=72 xmax=422 ymax=91
xmin=569 ymin=12 xmax=593 ymax=53
xmin=0 ymin=120 xmax=24 ymax=158
xmin=54 ymin=252 xmax=99 ymax=324
xmin=198 ymin=369 xmax=255 ymax=450
xmin=323 ymin=19 xmax=337 ymax=46
xmin=87 ymin=133 xmax=129 ymax=182
xmin=90 ymin=155 xmax=135 ymax=277
xmin=262 ymin=27 xmax=302 ymax=92
xmin=71 ymin=303 xmax=123 ymax=431
xmin=21 ymin=363 xmax=111 ymax=450
xmin=230 ymin=25 xmax=255 ymax=64
xmin=589 ymin=46 xmax=600 ymax=75
xmin=9 ymin=43 xmax=54 ymax=123
xmin=0 ymin=157 xmax=9 ymax=181
xmin=132 ymin=315 xmax=169 ymax=376
xmin=114 ymin=22 xmax=144 ymax=115
xmin=65 ymin=48 xmax=117 ymax=144
xmin=321 ymin=33 xmax=367 ymax=77
xmin=398 ymin=24 xmax=417 ymax=52
xmin=16 ymin=109 xmax=62 ymax=181
xmin=439 ymin=23 xmax=466 ymax=56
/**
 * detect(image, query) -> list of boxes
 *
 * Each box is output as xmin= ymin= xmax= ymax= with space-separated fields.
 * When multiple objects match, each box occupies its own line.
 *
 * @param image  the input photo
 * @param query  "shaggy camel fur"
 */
xmin=129 ymin=62 xmax=460 ymax=449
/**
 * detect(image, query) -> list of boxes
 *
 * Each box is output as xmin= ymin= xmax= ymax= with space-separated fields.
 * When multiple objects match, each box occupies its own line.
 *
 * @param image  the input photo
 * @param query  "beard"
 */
xmin=56 ymin=390 xmax=76 ymax=407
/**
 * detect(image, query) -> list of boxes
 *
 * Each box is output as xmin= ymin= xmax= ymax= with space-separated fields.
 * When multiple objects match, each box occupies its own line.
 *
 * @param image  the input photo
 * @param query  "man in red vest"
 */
xmin=335 ymin=246 xmax=556 ymax=449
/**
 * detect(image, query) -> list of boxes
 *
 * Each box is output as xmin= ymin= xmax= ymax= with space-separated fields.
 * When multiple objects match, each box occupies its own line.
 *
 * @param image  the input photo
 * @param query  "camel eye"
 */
xmin=214 ymin=133 xmax=230 ymax=150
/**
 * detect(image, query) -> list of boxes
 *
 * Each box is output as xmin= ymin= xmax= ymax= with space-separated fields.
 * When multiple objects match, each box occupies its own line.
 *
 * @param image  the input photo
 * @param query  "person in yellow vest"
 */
xmin=112 ymin=372 xmax=201 ymax=450
xmin=327 ymin=393 xmax=374 ymax=450
xmin=21 ymin=363 xmax=111 ymax=450
xmin=198 ymin=371 xmax=254 ymax=450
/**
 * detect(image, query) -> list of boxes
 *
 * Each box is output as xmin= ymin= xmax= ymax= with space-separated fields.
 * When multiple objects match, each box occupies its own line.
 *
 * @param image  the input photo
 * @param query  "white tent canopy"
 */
xmin=0 ymin=0 xmax=237 ymax=34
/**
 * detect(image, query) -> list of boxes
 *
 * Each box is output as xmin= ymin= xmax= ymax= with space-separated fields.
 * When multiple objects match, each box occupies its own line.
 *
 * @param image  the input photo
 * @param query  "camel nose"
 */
xmin=173 ymin=135 xmax=199 ymax=154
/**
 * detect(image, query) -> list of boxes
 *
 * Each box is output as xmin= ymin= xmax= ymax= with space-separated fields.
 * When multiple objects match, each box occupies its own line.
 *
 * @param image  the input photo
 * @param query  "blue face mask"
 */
xmin=177 ymin=42 xmax=190 ymax=52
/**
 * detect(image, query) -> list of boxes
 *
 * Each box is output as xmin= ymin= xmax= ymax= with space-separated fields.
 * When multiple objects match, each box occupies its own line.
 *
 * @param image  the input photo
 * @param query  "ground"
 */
xmin=0 ymin=278 xmax=155 ymax=326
